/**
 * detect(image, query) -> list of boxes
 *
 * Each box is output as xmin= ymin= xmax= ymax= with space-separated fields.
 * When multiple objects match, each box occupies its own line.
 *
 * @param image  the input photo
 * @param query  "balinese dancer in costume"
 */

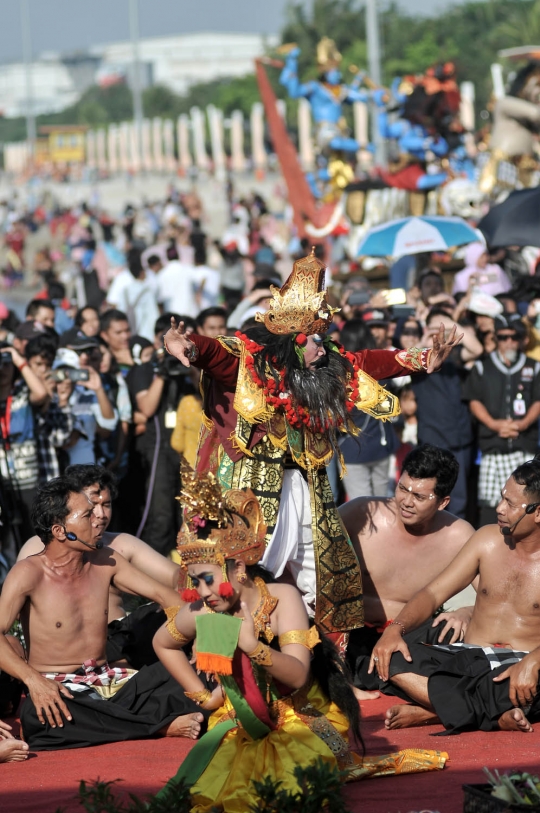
xmin=163 ymin=250 xmax=461 ymax=645
xmin=153 ymin=463 xmax=448 ymax=811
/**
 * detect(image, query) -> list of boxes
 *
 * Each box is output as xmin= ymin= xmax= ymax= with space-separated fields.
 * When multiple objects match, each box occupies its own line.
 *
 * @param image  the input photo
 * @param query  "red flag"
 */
xmin=255 ymin=59 xmax=319 ymax=240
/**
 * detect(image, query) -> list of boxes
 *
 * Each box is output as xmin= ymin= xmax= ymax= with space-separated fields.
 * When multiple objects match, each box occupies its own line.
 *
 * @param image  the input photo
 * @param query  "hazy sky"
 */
xmin=0 ymin=0 xmax=463 ymax=62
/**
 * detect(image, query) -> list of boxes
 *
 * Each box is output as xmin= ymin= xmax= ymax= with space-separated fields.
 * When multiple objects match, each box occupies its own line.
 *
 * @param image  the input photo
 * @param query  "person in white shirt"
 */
xmin=193 ymin=245 xmax=221 ymax=311
xmin=156 ymin=246 xmax=209 ymax=319
xmin=106 ymin=248 xmax=159 ymax=342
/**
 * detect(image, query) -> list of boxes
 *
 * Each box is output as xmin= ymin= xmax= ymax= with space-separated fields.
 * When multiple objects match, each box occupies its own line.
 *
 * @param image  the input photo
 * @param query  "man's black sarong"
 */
xmin=362 ymin=641 xmax=540 ymax=733
xmin=106 ymin=602 xmax=167 ymax=669
xmin=21 ymin=661 xmax=210 ymax=750
xmin=348 ymin=618 xmax=455 ymax=690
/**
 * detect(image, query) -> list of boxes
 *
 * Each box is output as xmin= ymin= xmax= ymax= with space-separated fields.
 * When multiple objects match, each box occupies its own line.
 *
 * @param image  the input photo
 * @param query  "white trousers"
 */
xmin=260 ymin=469 xmax=316 ymax=613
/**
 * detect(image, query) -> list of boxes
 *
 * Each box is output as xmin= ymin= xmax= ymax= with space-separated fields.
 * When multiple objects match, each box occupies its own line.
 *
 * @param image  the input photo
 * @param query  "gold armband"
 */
xmin=247 ymin=641 xmax=273 ymax=667
xmin=278 ymin=627 xmax=321 ymax=651
xmin=185 ymin=688 xmax=212 ymax=706
xmin=165 ymin=609 xmax=193 ymax=647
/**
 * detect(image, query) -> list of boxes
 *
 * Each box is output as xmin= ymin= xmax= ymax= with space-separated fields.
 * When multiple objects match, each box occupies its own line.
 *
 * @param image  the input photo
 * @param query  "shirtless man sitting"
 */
xmin=18 ymin=464 xmax=180 ymax=669
xmin=370 ymin=459 xmax=540 ymax=734
xmin=340 ymin=444 xmax=476 ymax=691
xmin=0 ymin=477 xmax=206 ymax=750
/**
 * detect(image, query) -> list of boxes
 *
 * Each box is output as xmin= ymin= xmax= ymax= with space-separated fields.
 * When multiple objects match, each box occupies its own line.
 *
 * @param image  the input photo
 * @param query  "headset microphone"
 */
xmin=65 ymin=531 xmax=103 ymax=550
xmin=501 ymin=502 xmax=540 ymax=537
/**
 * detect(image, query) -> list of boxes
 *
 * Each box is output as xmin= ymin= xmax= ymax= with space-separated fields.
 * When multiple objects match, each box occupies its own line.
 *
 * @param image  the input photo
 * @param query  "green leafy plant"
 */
xmin=53 ymin=759 xmax=351 ymax=813
xmin=53 ymin=776 xmax=195 ymax=813
xmin=249 ymin=758 xmax=352 ymax=813
xmin=484 ymin=767 xmax=540 ymax=806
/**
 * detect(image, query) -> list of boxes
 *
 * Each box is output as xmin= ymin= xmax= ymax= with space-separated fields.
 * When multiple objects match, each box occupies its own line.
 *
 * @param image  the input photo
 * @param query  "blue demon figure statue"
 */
xmin=279 ymin=38 xmax=371 ymax=198
xmin=375 ymin=64 xmax=464 ymax=191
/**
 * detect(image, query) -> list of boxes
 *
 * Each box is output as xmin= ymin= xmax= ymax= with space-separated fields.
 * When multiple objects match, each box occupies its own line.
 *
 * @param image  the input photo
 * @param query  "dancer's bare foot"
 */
xmin=353 ymin=686 xmax=380 ymax=701
xmin=498 ymin=708 xmax=534 ymax=733
xmin=385 ymin=704 xmax=440 ymax=730
xmin=0 ymin=738 xmax=29 ymax=762
xmin=160 ymin=712 xmax=204 ymax=740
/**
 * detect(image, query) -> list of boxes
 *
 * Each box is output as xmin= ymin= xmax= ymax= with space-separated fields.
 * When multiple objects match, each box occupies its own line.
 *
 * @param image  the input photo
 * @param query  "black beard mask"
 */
xmin=286 ymin=350 xmax=352 ymax=437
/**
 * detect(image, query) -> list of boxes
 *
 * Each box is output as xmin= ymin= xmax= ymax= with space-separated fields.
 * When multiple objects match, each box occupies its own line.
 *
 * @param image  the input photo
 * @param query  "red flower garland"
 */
xmin=235 ymin=331 xmax=361 ymax=432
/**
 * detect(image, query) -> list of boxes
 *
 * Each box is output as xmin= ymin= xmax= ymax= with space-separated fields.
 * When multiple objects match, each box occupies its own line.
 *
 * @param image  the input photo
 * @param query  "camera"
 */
xmin=50 ymin=368 xmax=90 ymax=383
xmin=152 ymin=347 xmax=188 ymax=379
xmin=0 ymin=351 xmax=12 ymax=367
xmin=348 ymin=290 xmax=371 ymax=307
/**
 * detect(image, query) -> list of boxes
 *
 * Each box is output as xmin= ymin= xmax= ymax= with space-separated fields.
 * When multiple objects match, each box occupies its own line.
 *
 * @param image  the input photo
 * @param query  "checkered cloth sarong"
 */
xmin=43 ymin=658 xmax=137 ymax=699
xmin=478 ymin=451 xmax=531 ymax=506
xmin=433 ymin=642 xmax=528 ymax=671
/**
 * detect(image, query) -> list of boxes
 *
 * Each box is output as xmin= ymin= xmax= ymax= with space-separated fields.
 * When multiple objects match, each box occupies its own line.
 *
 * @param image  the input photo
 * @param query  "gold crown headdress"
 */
xmin=176 ymin=458 xmax=267 ymax=600
xmin=255 ymin=248 xmax=339 ymax=336
xmin=317 ymin=37 xmax=342 ymax=71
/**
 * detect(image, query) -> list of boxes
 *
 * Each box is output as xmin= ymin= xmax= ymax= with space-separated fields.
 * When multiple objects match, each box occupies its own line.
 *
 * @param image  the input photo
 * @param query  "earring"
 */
xmin=237 ymin=572 xmax=247 ymax=584
xmin=218 ymin=560 xmax=234 ymax=598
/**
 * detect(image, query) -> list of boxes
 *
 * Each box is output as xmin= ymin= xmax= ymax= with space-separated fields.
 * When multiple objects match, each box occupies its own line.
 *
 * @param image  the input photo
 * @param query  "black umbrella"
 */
xmin=477 ymin=187 xmax=540 ymax=248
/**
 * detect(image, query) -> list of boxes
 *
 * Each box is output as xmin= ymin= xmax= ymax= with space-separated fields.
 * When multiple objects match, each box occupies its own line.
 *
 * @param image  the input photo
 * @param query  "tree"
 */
xmin=143 ymin=85 xmax=181 ymax=119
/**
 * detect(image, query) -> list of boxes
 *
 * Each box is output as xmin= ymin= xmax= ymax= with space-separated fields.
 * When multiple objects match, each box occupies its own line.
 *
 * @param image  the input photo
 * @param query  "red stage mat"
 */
xmin=2 ymin=696 xmax=540 ymax=812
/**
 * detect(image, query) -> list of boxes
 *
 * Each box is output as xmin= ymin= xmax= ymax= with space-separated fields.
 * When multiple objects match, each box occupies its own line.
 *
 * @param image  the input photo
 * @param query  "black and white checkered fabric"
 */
xmin=434 ymin=642 xmax=528 ymax=671
xmin=478 ymin=451 xmax=531 ymax=507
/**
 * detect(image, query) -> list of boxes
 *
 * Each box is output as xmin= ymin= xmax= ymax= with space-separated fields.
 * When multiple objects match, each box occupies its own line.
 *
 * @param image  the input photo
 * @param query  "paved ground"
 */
xmin=0 ymin=171 xmax=286 ymax=237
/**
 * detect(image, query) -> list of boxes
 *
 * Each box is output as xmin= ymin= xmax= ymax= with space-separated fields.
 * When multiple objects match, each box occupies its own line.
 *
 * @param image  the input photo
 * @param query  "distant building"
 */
xmin=0 ymin=56 xmax=78 ymax=118
xmin=92 ymin=32 xmax=277 ymax=96
xmin=0 ymin=32 xmax=276 ymax=119
xmin=37 ymin=125 xmax=88 ymax=165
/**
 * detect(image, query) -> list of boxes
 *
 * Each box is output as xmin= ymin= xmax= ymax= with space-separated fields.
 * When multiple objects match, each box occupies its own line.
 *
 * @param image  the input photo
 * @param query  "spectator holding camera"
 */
xmin=127 ymin=313 xmax=194 ymax=554
xmin=0 ymin=340 xmax=48 ymax=555
xmin=53 ymin=335 xmax=117 ymax=466
xmin=24 ymin=333 xmax=74 ymax=483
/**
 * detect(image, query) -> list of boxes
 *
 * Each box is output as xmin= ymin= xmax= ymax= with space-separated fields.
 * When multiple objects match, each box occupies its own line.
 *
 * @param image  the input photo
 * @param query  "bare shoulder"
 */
xmin=105 ymin=531 xmax=143 ymax=557
xmin=174 ymin=600 xmax=205 ymax=634
xmin=106 ymin=532 xmax=167 ymax=561
xmin=16 ymin=535 xmax=46 ymax=561
xmin=267 ymin=582 xmax=305 ymax=605
xmin=437 ymin=512 xmax=475 ymax=546
xmin=339 ymin=497 xmax=393 ymax=537
xmin=268 ymin=583 xmax=310 ymax=629
xmin=2 ymin=557 xmax=43 ymax=594
xmin=460 ymin=524 xmax=498 ymax=554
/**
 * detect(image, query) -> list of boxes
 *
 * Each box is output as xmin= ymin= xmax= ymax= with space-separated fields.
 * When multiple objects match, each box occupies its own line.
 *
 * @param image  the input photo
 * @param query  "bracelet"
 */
xmin=389 ymin=620 xmax=406 ymax=636
xmin=186 ymin=345 xmax=199 ymax=362
xmin=17 ymin=361 xmax=28 ymax=372
xmin=247 ymin=641 xmax=273 ymax=667
xmin=185 ymin=688 xmax=212 ymax=706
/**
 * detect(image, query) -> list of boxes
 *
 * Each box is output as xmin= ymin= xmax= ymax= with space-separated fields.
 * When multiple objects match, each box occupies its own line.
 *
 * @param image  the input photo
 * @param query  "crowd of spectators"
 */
xmin=2 ymin=187 xmax=540 ymax=577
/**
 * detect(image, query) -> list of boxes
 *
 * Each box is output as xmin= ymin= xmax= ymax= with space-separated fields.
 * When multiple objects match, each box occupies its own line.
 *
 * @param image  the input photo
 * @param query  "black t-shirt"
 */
xmin=463 ymin=352 xmax=540 ymax=454
xmin=411 ymin=348 xmax=473 ymax=450
xmin=127 ymin=362 xmax=181 ymax=450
